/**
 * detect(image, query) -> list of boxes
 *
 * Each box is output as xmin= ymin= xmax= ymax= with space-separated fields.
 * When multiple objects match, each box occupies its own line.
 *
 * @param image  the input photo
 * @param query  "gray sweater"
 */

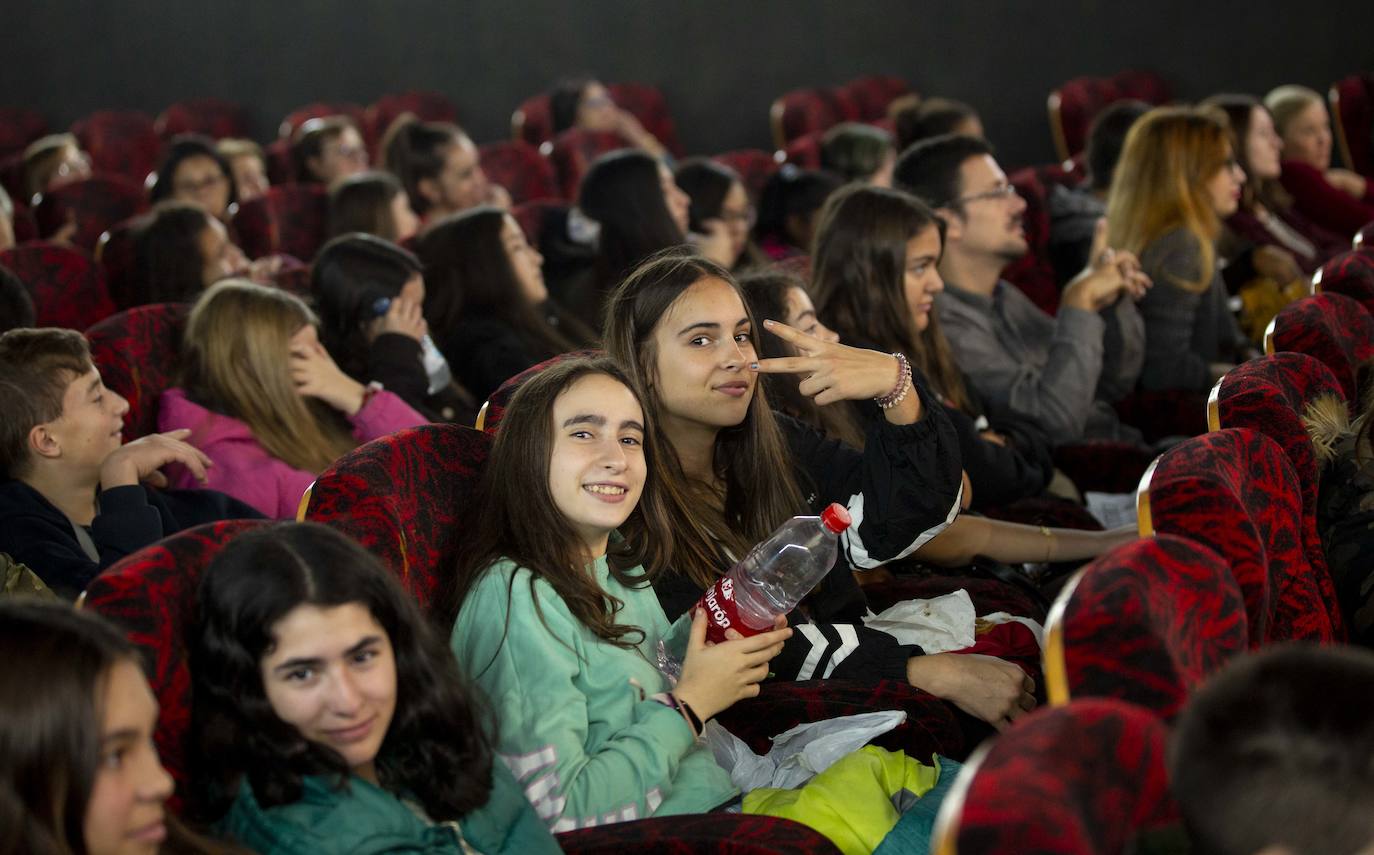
xmin=1136 ymin=228 xmax=1245 ymax=392
xmin=936 ymin=279 xmax=1142 ymax=444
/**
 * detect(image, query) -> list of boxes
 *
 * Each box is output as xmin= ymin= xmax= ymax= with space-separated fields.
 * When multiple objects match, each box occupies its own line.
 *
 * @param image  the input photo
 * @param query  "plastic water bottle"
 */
xmin=696 ymin=503 xmax=852 ymax=644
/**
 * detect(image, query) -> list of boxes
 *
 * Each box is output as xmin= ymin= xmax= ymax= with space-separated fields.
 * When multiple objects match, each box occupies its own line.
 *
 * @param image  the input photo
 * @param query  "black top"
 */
xmin=366 ymin=333 xmax=476 ymax=425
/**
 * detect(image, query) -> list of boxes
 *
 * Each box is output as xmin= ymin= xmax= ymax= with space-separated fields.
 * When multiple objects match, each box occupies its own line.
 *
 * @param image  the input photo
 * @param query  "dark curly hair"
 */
xmin=189 ymin=522 xmax=494 ymax=823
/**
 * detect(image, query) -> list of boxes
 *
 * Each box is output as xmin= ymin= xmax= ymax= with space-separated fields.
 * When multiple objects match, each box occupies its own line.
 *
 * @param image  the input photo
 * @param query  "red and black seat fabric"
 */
xmin=94 ymin=214 xmax=148 ymax=310
xmin=365 ymin=90 xmax=458 ymax=153
xmin=34 ymin=173 xmax=148 ymax=253
xmin=82 ymin=519 xmax=270 ymax=805
xmin=512 ymin=92 xmax=554 ymax=148
xmin=769 ymin=87 xmax=861 ymax=149
xmin=0 ymin=150 xmax=28 ymax=201
xmin=478 ymin=140 xmax=561 ymax=204
xmin=931 ymin=699 xmax=1177 ymax=855
xmin=231 ymin=183 xmax=329 ymax=262
xmin=712 ymin=149 xmax=779 ymax=205
xmin=606 ymin=82 xmax=684 ymax=158
xmin=1047 ymin=71 xmax=1171 ymax=162
xmin=838 ymin=75 xmax=912 ymax=123
xmin=510 ymin=198 xmax=568 ymax=248
xmin=277 ymin=101 xmax=367 ymax=140
xmin=0 ymin=106 xmax=48 ymax=159
xmin=71 ymin=110 xmax=163 ymax=184
xmin=85 ymin=302 xmax=190 ymax=440
xmin=300 ymin=424 xmax=492 ymax=609
xmin=548 ymin=128 xmax=635 ymax=200
xmin=1209 ymin=352 xmax=1347 ymax=639
xmin=1043 ymin=535 xmax=1246 ymax=720
xmin=0 ymin=242 xmax=117 ymax=330
xmin=1140 ymin=428 xmax=1336 ymax=644
xmin=1002 ymin=167 xmax=1060 ymax=315
xmin=9 ymin=199 xmax=39 ymax=243
xmin=556 ymin=814 xmax=841 ymax=855
xmin=781 ymin=131 xmax=824 ymax=169
xmin=1330 ymin=73 xmax=1374 ymax=178
xmin=154 ymin=98 xmax=250 ymax=141
xmin=1313 ymin=248 xmax=1374 ymax=314
xmin=1265 ymin=292 xmax=1374 ymax=409
xmin=262 ymin=136 xmax=295 ymax=185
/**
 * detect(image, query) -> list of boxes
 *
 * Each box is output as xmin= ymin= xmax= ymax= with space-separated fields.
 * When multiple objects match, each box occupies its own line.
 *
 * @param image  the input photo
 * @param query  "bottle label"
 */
xmin=696 ymin=577 xmax=764 ymax=645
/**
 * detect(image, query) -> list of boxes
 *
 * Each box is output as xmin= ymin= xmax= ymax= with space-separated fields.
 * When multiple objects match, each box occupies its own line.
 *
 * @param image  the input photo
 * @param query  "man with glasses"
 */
xmin=894 ymin=134 xmax=1148 ymax=445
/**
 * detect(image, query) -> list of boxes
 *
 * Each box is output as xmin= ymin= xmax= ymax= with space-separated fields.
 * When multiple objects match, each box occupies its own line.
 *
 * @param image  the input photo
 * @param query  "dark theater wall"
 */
xmin=6 ymin=1 xmax=1372 ymax=168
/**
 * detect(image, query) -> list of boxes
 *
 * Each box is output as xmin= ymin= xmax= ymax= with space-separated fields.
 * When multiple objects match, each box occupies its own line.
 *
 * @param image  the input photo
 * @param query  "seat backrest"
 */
xmin=781 ymin=130 xmax=823 ymax=169
xmin=1048 ymin=71 xmax=1170 ymax=162
xmin=82 ymin=519 xmax=269 ymax=802
xmin=277 ymin=101 xmax=367 ymax=140
xmin=301 ymin=424 xmax=491 ymax=608
xmin=0 ymin=150 xmax=27 ymax=200
xmin=86 ymin=302 xmax=190 ymax=440
xmin=34 ymin=173 xmax=148 ymax=253
xmin=70 ymin=110 xmax=162 ymax=184
xmin=365 ymin=90 xmax=458 ymax=154
xmin=1140 ymin=428 xmax=1334 ymax=643
xmin=1003 ymin=168 xmax=1060 ymax=314
xmin=1314 ymin=249 xmax=1374 ymax=315
xmin=478 ymin=140 xmax=561 ymax=204
xmin=231 ymin=183 xmax=328 ymax=262
xmin=478 ymin=350 xmax=603 ymax=434
xmin=839 ymin=75 xmax=912 ymax=122
xmin=0 ymin=107 xmax=48 ymax=159
xmin=557 ymin=814 xmax=842 ymax=855
xmin=607 ymin=82 xmax=684 ymax=158
xmin=548 ymin=129 xmax=634 ymax=200
xmin=512 ymin=92 xmax=554 ymax=147
xmin=0 ymin=242 xmax=117 ymax=330
xmin=1266 ymin=292 xmax=1374 ymax=407
xmin=154 ymin=98 xmax=251 ymax=140
xmin=712 ymin=149 xmax=779 ymax=205
xmin=95 ymin=214 xmax=149 ymax=310
xmin=1329 ymin=74 xmax=1374 ymax=178
xmin=769 ymin=87 xmax=860 ymax=149
xmin=510 ymin=198 xmax=568 ymax=248
xmin=262 ymin=136 xmax=295 ymax=185
xmin=932 ymin=699 xmax=1177 ymax=855
xmin=1044 ymin=535 xmax=1246 ymax=721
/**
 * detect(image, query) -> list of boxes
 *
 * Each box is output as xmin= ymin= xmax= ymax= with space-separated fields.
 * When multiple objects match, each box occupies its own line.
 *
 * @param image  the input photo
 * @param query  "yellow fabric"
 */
xmin=743 ymin=746 xmax=942 ymax=855
xmin=1238 ymin=276 xmax=1307 ymax=343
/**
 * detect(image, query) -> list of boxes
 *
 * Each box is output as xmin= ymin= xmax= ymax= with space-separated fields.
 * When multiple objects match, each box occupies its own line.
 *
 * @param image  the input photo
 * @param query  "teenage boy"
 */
xmin=0 ymin=328 xmax=260 ymax=597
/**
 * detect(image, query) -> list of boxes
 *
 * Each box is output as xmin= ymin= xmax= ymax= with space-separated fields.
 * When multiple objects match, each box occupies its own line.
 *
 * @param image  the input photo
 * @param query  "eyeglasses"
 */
xmin=948 ymin=182 xmax=1019 ymax=206
xmin=174 ymin=173 xmax=228 ymax=195
xmin=719 ymin=205 xmax=757 ymax=227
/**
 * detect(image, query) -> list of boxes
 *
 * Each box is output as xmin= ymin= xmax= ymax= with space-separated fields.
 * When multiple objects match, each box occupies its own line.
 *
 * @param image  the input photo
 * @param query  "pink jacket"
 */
xmin=157 ymin=387 xmax=426 ymax=519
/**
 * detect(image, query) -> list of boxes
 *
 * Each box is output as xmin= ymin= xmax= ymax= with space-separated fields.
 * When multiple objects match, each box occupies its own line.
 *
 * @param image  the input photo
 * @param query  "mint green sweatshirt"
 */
xmin=450 ymin=555 xmax=738 ymax=832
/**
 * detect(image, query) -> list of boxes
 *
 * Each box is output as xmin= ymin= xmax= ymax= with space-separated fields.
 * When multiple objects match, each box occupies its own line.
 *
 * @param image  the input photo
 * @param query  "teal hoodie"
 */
xmin=221 ymin=761 xmax=559 ymax=854
xmin=450 ymin=554 xmax=738 ymax=832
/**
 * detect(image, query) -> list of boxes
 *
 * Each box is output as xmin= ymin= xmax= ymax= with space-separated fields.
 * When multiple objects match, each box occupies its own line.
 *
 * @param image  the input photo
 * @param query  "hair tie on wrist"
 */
xmin=875 ymin=353 xmax=912 ymax=410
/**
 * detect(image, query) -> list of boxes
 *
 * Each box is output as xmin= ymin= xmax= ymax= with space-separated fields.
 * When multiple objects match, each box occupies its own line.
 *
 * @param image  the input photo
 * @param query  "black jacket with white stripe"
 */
xmin=653 ymin=378 xmax=963 ymax=682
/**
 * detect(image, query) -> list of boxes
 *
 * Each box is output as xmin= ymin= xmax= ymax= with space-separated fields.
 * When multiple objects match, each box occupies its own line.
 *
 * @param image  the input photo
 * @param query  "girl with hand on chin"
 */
xmin=190 ymin=522 xmax=560 ymax=854
xmin=444 ymin=356 xmax=791 ymax=830
xmin=602 ymin=248 xmax=1036 ymax=732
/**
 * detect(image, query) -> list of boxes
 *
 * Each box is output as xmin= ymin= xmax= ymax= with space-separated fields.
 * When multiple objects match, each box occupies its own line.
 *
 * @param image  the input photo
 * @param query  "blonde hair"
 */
xmin=181 ymin=279 xmax=356 ymax=473
xmin=1263 ymin=85 xmax=1324 ymax=140
xmin=1106 ymin=106 xmax=1232 ymax=293
xmin=22 ymin=133 xmax=80 ymax=199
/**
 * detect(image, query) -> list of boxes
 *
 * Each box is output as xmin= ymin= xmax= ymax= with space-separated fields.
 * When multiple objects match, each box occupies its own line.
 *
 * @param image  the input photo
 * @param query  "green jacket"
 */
xmin=221 ymin=763 xmax=559 ymax=855
xmin=450 ymin=555 xmax=737 ymax=832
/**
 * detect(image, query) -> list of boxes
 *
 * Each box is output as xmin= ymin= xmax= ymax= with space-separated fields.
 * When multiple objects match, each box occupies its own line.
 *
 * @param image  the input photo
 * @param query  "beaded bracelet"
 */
xmin=875 ymin=353 xmax=912 ymax=410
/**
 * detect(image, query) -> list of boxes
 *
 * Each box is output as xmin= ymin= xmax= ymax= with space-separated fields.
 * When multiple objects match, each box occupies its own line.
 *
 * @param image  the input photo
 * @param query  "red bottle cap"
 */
xmin=820 ymin=502 xmax=852 ymax=533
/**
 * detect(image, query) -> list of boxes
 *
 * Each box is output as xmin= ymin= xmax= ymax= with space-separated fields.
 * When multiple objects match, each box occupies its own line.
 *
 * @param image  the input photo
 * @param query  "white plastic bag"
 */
xmin=862 ymin=590 xmax=978 ymax=653
xmin=706 ymin=710 xmax=908 ymax=792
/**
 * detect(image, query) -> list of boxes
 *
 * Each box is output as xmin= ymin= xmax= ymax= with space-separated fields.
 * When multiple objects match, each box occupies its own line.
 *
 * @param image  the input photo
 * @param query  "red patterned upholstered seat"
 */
xmin=71 ymin=110 xmax=162 ymax=184
xmin=713 ymin=149 xmax=779 ymax=205
xmin=512 ymin=92 xmax=554 ymax=147
xmin=231 ymin=183 xmax=329 ymax=262
xmin=277 ymin=101 xmax=367 ymax=141
xmin=1003 ymin=168 xmax=1060 ymax=314
xmin=82 ymin=519 xmax=270 ymax=804
xmin=1330 ymin=73 xmax=1374 ymax=178
xmin=839 ymin=75 xmax=912 ymax=122
xmin=154 ymin=98 xmax=250 ymax=140
xmin=0 ymin=106 xmax=48 ymax=158
xmin=1043 ymin=535 xmax=1246 ymax=720
xmin=95 ymin=215 xmax=147 ymax=310
xmin=931 ymin=699 xmax=1177 ymax=855
xmin=1047 ymin=71 xmax=1170 ymax=162
xmin=34 ymin=173 xmax=148 ymax=253
xmin=606 ymin=82 xmax=684 ymax=159
xmin=1265 ymin=292 xmax=1374 ymax=408
xmin=365 ymin=90 xmax=458 ymax=153
xmin=9 ymin=199 xmax=38 ymax=243
xmin=0 ymin=150 xmax=27 ymax=201
xmin=557 ymin=814 xmax=840 ymax=855
xmin=510 ymin=199 xmax=568 ymax=247
xmin=301 ymin=424 xmax=491 ymax=608
xmin=1140 ymin=428 xmax=1335 ymax=643
xmin=548 ymin=129 xmax=635 ymax=200
xmin=262 ymin=136 xmax=295 ymax=185
xmin=769 ymin=87 xmax=861 ymax=149
xmin=781 ymin=131 xmax=824 ymax=169
xmin=86 ymin=302 xmax=189 ymax=440
xmin=1209 ymin=353 xmax=1347 ymax=638
xmin=0 ymin=242 xmax=117 ymax=330
xmin=1313 ymin=249 xmax=1374 ymax=313
xmin=478 ymin=140 xmax=560 ymax=203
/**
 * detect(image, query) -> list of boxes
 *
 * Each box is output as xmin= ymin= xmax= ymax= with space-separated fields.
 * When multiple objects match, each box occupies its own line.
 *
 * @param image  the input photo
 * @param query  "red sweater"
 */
xmin=1278 ymin=160 xmax=1374 ymax=237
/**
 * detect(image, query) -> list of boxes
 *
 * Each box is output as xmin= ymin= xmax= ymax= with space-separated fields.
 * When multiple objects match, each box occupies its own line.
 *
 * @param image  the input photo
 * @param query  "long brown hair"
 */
xmin=443 ymin=356 xmax=681 ymax=647
xmin=1201 ymin=94 xmax=1293 ymax=214
xmin=1106 ymin=106 xmax=1233 ymax=293
xmin=810 ymin=184 xmax=974 ymax=413
xmin=180 ymin=279 xmax=356 ymax=474
xmin=603 ymin=247 xmax=808 ymax=590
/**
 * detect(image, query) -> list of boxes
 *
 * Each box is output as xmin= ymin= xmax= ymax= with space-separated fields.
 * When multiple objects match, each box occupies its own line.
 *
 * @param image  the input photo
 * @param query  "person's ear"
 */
xmin=417 ymin=177 xmax=442 ymax=207
xmin=27 ymin=423 xmax=62 ymax=462
xmin=936 ymin=206 xmax=964 ymax=242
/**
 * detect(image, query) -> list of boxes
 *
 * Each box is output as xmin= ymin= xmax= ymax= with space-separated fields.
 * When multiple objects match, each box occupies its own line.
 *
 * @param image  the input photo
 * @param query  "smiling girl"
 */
xmin=190 ymin=522 xmax=559 ymax=854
